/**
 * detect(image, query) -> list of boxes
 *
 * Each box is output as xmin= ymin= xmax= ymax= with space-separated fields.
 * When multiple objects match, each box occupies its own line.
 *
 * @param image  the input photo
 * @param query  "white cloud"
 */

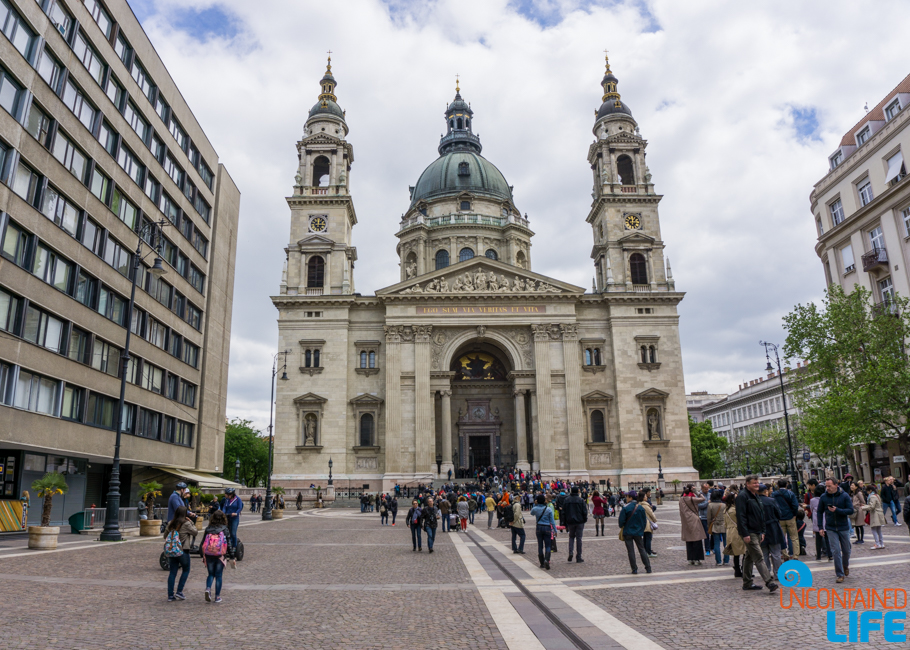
xmin=132 ymin=0 xmax=910 ymax=420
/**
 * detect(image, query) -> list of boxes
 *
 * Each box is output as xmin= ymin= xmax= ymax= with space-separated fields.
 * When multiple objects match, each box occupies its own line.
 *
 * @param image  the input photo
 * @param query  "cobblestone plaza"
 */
xmin=1 ymin=506 xmax=907 ymax=649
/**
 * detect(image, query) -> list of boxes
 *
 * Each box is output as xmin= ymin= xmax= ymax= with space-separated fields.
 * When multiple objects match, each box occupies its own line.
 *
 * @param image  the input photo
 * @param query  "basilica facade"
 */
xmin=271 ymin=56 xmax=697 ymax=491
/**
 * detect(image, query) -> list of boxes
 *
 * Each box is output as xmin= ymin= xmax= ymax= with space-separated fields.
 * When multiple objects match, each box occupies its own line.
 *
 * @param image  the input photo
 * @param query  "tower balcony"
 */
xmin=398 ymin=212 xmax=531 ymax=233
xmin=861 ymin=247 xmax=888 ymax=272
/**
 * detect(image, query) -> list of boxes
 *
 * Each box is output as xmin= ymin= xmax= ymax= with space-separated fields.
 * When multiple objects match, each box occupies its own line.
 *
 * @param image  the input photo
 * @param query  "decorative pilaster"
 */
xmin=529 ymin=389 xmax=540 ymax=472
xmin=561 ymin=324 xmax=586 ymax=475
xmin=531 ymin=324 xmax=555 ymax=472
xmin=383 ymin=326 xmax=402 ymax=474
xmin=513 ymin=389 xmax=529 ymax=471
xmin=440 ymin=389 xmax=454 ymax=478
xmin=417 ymin=237 xmax=426 ymax=276
xmin=414 ymin=325 xmax=434 ymax=476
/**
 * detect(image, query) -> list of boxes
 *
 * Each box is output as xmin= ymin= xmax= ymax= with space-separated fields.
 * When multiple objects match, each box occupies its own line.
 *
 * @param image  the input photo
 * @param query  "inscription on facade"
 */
xmin=417 ymin=306 xmax=547 ymax=315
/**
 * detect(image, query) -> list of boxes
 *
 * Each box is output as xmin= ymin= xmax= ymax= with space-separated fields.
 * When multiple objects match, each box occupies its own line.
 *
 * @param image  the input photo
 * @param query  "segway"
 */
xmin=159 ymin=536 xmax=244 ymax=569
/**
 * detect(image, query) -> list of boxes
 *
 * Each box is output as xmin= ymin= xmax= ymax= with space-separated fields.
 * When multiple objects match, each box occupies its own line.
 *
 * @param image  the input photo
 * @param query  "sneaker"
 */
xmin=567 ymin=555 xmax=574 ymax=562
xmin=214 ymin=596 xmax=223 ymax=603
xmin=168 ymin=596 xmax=176 ymax=602
xmin=648 ymin=553 xmax=658 ymax=558
xmin=631 ymin=569 xmax=638 ymax=575
xmin=576 ymin=558 xmax=584 ymax=563
xmin=853 ymin=540 xmax=864 ymax=545
xmin=767 ymin=583 xmax=779 ymax=593
xmin=645 ymin=568 xmax=652 ymax=573
xmin=895 ymin=522 xmax=902 ymax=527
xmin=517 ymin=551 xmax=526 ymax=554
xmin=742 ymin=584 xmax=762 ymax=591
xmin=205 ymin=590 xmax=211 ymax=603
xmin=174 ymin=593 xmax=186 ymax=600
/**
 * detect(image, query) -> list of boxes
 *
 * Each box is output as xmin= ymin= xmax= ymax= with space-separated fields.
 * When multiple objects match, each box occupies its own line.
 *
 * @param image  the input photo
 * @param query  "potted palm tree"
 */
xmin=138 ymin=481 xmax=163 ymax=536
xmin=188 ymin=486 xmax=201 ymax=511
xmin=271 ymin=486 xmax=286 ymax=518
xmin=28 ymin=473 xmax=68 ymax=549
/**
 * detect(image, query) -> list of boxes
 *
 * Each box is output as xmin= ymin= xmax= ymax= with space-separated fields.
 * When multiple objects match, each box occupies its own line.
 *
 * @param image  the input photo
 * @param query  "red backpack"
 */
xmin=202 ymin=530 xmax=227 ymax=556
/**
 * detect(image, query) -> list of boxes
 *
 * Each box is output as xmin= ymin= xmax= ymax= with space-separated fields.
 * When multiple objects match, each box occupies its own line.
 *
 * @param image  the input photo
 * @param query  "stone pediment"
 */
xmin=376 ymin=258 xmax=585 ymax=296
xmin=350 ymin=393 xmax=383 ymax=405
xmin=296 ymin=234 xmax=335 ymax=249
xmin=617 ymin=231 xmax=655 ymax=246
xmin=635 ymin=388 xmax=669 ymax=400
xmin=301 ymin=133 xmax=344 ymax=146
xmin=581 ymin=390 xmax=615 ymax=402
xmin=293 ymin=392 xmax=328 ymax=405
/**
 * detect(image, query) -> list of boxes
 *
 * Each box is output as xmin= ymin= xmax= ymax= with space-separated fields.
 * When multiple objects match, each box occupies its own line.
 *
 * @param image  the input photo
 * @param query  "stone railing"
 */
xmin=401 ymin=213 xmax=531 ymax=231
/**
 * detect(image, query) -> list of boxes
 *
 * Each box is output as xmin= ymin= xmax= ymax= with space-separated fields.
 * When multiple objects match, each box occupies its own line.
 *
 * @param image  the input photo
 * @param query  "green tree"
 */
xmin=221 ymin=418 xmax=270 ymax=487
xmin=783 ymin=284 xmax=910 ymax=461
xmin=688 ymin=416 xmax=728 ymax=478
xmin=725 ymin=421 xmax=801 ymax=476
xmin=31 ymin=473 xmax=68 ymax=527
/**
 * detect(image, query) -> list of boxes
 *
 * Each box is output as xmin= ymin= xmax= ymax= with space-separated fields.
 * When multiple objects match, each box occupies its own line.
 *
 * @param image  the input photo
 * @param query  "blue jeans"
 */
xmin=167 ymin=553 xmax=190 ymax=597
xmin=511 ymin=526 xmax=526 ymax=552
xmin=228 ymin=515 xmax=239 ymax=549
xmin=713 ymin=532 xmax=729 ymax=564
xmin=425 ymin=526 xmax=436 ymax=550
xmin=825 ymin=528 xmax=851 ymax=578
xmin=391 ymin=511 xmax=396 ymax=525
xmin=883 ymin=499 xmax=899 ymax=524
xmin=536 ymin=525 xmax=552 ymax=561
xmin=411 ymin=524 xmax=422 ymax=549
xmin=469 ymin=510 xmax=475 ymax=524
xmin=205 ymin=556 xmax=224 ymax=596
xmin=381 ymin=513 xmax=388 ymax=525
xmin=488 ymin=511 xmax=495 ymax=528
xmin=701 ymin=520 xmax=711 ymax=552
xmin=441 ymin=514 xmax=449 ymax=531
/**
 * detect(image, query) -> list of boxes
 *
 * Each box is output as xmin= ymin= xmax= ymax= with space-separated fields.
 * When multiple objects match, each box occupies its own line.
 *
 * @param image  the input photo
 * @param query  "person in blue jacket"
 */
xmin=220 ymin=487 xmax=243 ymax=549
xmin=167 ymin=483 xmax=189 ymax=523
xmin=819 ymin=478 xmax=855 ymax=583
xmin=530 ymin=494 xmax=556 ymax=570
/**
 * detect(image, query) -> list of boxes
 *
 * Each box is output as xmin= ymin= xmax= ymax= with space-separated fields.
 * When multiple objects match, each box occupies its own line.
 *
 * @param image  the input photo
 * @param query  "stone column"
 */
xmin=330 ymin=149 xmax=337 ymax=186
xmin=383 ymin=326 xmax=402 ymax=475
xmin=303 ymin=150 xmax=312 ymax=186
xmin=414 ymin=325 xmax=433 ymax=476
xmin=531 ymin=325 xmax=555 ymax=473
xmin=647 ymin=250 xmax=657 ymax=290
xmin=440 ymin=389 xmax=454 ymax=478
xmin=417 ymin=237 xmax=426 ymax=276
xmin=513 ymin=389 xmax=529 ymax=472
xmin=561 ymin=324 xmax=586 ymax=476
xmin=530 ymin=389 xmax=540 ymax=472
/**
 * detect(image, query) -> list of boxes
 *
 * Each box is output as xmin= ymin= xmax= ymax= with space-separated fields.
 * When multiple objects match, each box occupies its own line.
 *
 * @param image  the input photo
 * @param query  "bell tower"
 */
xmin=586 ymin=55 xmax=674 ymax=293
xmin=281 ymin=55 xmax=358 ymax=297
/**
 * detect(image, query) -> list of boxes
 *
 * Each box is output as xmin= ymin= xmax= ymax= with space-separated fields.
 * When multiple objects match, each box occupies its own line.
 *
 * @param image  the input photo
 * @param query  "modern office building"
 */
xmin=809 ymin=72 xmax=910 ymax=483
xmin=0 ymin=0 xmax=239 ymax=527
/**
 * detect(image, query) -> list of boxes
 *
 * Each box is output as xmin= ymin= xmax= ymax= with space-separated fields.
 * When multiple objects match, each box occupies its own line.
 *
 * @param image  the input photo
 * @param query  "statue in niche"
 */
xmin=304 ymin=415 xmax=317 ymax=446
xmin=294 ymin=172 xmax=302 ymax=186
xmin=647 ymin=409 xmax=661 ymax=440
xmin=406 ymin=262 xmax=417 ymax=279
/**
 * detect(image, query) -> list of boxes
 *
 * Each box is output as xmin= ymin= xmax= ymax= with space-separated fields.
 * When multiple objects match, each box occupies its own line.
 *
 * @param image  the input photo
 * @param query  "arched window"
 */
xmin=369 ymin=351 xmax=375 ymax=368
xmin=629 ymin=253 xmax=647 ymax=285
xmin=640 ymin=345 xmax=648 ymax=364
xmin=594 ymin=348 xmax=601 ymax=365
xmin=616 ymin=155 xmax=634 ymax=185
xmin=449 ymin=119 xmax=454 ymax=130
xmin=313 ymin=349 xmax=320 ymax=367
xmin=458 ymin=162 xmax=470 ymax=176
xmin=435 ymin=249 xmax=450 ymax=269
xmin=516 ymin=251 xmax=526 ymax=268
xmin=360 ymin=351 xmax=367 ymax=368
xmin=307 ymin=256 xmax=325 ymax=287
xmin=359 ymin=413 xmax=374 ymax=447
xmin=591 ymin=410 xmax=606 ymax=443
xmin=457 ymin=117 xmax=463 ymax=129
xmin=459 ymin=248 xmax=474 ymax=263
xmin=313 ymin=155 xmax=331 ymax=187
xmin=466 ymin=118 xmax=470 ymax=129
xmin=485 ymin=249 xmax=498 ymax=260
xmin=649 ymin=346 xmax=657 ymax=364
xmin=584 ymin=349 xmax=592 ymax=365
xmin=305 ymin=350 xmax=312 ymax=367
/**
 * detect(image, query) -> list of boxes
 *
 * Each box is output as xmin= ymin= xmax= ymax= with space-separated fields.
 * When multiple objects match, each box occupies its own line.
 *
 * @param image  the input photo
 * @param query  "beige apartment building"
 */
xmin=0 ymin=0 xmax=239 ymax=527
xmin=271 ymin=57 xmax=696 ymax=492
xmin=810 ymin=72 xmax=910 ymax=483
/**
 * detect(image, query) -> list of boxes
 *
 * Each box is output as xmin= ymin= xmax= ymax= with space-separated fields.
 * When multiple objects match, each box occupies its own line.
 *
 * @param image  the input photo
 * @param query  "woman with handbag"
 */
xmin=591 ymin=491 xmax=606 ymax=536
xmin=722 ymin=492 xmax=746 ymax=577
xmin=530 ymin=494 xmax=556 ymax=570
xmin=851 ymin=482 xmax=867 ymax=545
xmin=679 ymin=486 xmax=707 ymax=565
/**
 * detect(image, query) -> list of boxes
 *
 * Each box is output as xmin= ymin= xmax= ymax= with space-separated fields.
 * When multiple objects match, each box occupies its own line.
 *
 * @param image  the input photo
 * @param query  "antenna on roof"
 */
xmin=864 ymin=102 xmax=869 ymax=114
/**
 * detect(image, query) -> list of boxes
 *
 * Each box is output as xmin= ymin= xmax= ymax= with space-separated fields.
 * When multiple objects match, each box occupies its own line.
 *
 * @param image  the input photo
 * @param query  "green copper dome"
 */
xmin=410 ymin=151 xmax=512 ymax=206
xmin=308 ymin=98 xmax=345 ymax=120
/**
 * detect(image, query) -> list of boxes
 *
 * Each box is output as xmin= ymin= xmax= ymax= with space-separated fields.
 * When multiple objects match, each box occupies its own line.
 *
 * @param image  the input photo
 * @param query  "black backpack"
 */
xmin=503 ymin=505 xmax=514 ymax=523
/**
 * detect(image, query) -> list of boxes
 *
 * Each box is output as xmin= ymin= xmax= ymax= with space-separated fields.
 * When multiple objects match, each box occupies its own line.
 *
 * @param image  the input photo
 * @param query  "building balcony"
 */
xmin=620 ymin=185 xmax=638 ymax=193
xmin=305 ymin=287 xmax=324 ymax=295
xmin=861 ymin=247 xmax=888 ymax=272
xmin=632 ymin=284 xmax=650 ymax=293
xmin=398 ymin=212 xmax=531 ymax=232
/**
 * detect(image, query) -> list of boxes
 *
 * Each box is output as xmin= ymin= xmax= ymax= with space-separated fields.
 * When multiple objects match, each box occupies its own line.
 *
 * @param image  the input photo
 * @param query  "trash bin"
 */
xmin=68 ymin=511 xmax=86 ymax=534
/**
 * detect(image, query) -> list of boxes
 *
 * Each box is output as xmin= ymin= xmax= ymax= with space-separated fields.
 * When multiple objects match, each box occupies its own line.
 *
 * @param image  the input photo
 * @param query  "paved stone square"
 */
xmin=0 ymin=506 xmax=907 ymax=649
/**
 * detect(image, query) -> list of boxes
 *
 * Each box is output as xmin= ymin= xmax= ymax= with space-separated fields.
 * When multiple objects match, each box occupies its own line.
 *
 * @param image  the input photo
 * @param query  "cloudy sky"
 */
xmin=128 ymin=0 xmax=910 ymax=430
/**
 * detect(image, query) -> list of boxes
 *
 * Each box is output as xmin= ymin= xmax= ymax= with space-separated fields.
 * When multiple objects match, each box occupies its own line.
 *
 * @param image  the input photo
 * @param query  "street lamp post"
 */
xmin=100 ymin=219 xmax=169 ymax=542
xmin=657 ymin=452 xmax=664 ymax=480
xmin=262 ymin=350 xmax=290 ymax=521
xmin=760 ymin=340 xmax=801 ymax=497
xmin=328 ymin=458 xmax=333 ymax=486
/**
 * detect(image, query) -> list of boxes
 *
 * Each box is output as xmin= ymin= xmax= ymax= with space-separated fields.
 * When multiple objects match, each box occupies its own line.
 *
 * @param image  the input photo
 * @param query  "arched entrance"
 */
xmin=447 ymin=341 xmax=521 ymax=474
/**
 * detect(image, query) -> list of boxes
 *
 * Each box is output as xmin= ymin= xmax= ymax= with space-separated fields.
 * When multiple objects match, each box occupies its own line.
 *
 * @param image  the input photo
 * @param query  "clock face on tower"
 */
xmin=624 ymin=214 xmax=641 ymax=230
xmin=309 ymin=216 xmax=327 ymax=233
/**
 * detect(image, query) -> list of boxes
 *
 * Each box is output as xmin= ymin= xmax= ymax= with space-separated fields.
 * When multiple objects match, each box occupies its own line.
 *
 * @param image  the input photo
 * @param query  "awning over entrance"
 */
xmin=154 ymin=467 xmax=242 ymax=489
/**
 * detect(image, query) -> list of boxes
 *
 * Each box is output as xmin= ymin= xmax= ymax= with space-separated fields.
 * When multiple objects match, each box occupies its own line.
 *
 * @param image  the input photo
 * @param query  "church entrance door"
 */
xmin=469 ymin=436 xmax=491 ymax=470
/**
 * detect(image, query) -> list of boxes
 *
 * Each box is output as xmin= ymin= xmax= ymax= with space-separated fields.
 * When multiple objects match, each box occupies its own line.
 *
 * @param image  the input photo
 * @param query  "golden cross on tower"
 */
xmin=455 ymin=73 xmax=460 ymax=93
xmin=327 ymin=49 xmax=332 ymax=58
xmin=603 ymin=48 xmax=611 ymax=72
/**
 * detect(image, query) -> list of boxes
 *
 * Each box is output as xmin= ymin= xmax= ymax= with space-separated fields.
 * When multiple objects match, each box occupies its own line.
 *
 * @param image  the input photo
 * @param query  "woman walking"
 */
xmin=706 ymin=490 xmax=728 ymax=565
xmin=163 ymin=505 xmax=196 ymax=601
xmin=456 ymin=496 xmax=470 ymax=532
xmin=722 ymin=493 xmax=745 ymax=577
xmin=199 ymin=510 xmax=232 ymax=603
xmin=591 ymin=491 xmax=606 ymax=536
xmin=406 ymin=499 xmax=423 ymax=551
xmin=851 ymin=482 xmax=867 ymax=545
xmin=679 ymin=486 xmax=707 ymax=565
xmin=862 ymin=484 xmax=886 ymax=549
xmin=531 ymin=494 xmax=556 ymax=570
xmin=379 ymin=496 xmax=389 ymax=525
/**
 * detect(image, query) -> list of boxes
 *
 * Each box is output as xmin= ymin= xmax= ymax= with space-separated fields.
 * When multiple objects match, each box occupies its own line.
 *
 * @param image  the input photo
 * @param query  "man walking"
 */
xmin=881 ymin=477 xmax=902 ymax=526
xmin=509 ymin=494 xmax=526 ymax=554
xmin=221 ymin=487 xmax=243 ymax=550
xmin=759 ymin=483 xmax=785 ymax=575
xmin=617 ymin=494 xmax=651 ymax=574
xmin=735 ymin=475 xmax=779 ymax=593
xmin=772 ymin=479 xmax=801 ymax=561
xmin=819 ymin=477 xmax=854 ymax=583
xmin=485 ymin=493 xmax=496 ymax=529
xmin=563 ymin=487 xmax=588 ymax=563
